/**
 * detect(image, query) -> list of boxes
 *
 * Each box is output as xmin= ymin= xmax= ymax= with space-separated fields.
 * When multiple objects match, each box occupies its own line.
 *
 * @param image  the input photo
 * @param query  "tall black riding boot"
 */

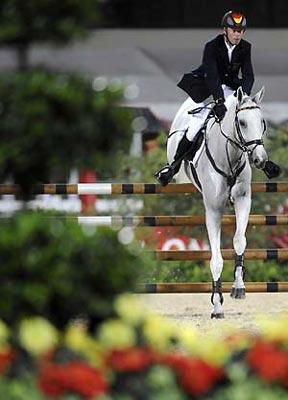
xmin=155 ymin=134 xmax=196 ymax=186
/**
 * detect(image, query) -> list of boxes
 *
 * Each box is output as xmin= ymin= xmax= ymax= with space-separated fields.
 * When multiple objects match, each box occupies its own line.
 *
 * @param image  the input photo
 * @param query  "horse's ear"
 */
xmin=236 ymin=86 xmax=244 ymax=105
xmin=252 ymin=86 xmax=265 ymax=104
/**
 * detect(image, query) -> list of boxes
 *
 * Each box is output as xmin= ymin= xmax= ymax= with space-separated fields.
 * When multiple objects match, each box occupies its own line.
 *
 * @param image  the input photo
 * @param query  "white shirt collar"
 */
xmin=224 ymin=38 xmax=236 ymax=62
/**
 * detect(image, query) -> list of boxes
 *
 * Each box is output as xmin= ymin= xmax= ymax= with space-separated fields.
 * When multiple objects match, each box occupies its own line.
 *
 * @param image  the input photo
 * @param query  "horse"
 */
xmin=167 ymin=86 xmax=268 ymax=318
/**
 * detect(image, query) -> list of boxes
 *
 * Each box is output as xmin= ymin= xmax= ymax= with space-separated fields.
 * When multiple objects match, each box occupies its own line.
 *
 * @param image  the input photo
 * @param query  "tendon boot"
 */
xmin=155 ymin=135 xmax=196 ymax=186
xmin=262 ymin=160 xmax=281 ymax=179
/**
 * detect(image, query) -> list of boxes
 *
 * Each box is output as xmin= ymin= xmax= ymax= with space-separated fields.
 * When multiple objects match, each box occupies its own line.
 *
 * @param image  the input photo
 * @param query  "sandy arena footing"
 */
xmin=138 ymin=293 xmax=288 ymax=335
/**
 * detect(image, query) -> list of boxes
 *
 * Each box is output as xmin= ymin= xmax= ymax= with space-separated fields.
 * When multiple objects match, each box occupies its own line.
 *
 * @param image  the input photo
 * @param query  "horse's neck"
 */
xmin=208 ymin=103 xmax=243 ymax=171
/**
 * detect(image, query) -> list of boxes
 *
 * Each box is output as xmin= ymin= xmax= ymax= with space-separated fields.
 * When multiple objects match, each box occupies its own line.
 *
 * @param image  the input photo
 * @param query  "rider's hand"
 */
xmin=213 ymin=98 xmax=227 ymax=122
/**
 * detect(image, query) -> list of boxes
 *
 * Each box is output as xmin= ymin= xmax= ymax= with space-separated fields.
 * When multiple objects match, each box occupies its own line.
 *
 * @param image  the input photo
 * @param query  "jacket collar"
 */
xmin=216 ymin=34 xmax=242 ymax=62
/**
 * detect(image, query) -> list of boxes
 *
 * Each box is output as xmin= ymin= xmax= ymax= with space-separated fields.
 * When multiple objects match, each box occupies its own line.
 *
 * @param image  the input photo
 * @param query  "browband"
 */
xmin=236 ymin=105 xmax=260 ymax=114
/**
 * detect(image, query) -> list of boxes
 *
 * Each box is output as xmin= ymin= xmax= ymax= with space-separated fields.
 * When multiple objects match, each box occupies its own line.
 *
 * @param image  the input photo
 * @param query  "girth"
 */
xmin=205 ymin=141 xmax=246 ymax=189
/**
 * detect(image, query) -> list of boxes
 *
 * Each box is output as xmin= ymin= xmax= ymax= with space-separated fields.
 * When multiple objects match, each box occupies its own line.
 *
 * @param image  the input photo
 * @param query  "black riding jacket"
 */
xmin=178 ymin=34 xmax=254 ymax=103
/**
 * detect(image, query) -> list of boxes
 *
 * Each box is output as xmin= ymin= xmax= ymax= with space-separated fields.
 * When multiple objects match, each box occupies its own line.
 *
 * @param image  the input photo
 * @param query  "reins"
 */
xmin=205 ymin=103 xmax=266 ymax=191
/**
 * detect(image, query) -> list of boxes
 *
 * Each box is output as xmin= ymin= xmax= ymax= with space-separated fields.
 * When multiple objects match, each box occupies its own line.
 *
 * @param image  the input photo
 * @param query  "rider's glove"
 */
xmin=213 ymin=98 xmax=227 ymax=122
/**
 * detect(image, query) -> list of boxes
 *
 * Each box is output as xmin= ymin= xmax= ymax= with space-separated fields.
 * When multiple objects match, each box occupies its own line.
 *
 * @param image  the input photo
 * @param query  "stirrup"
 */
xmin=154 ymin=165 xmax=174 ymax=187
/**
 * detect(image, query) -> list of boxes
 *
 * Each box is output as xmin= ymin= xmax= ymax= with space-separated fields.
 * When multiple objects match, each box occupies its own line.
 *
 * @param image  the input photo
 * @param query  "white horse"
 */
xmin=167 ymin=86 xmax=268 ymax=318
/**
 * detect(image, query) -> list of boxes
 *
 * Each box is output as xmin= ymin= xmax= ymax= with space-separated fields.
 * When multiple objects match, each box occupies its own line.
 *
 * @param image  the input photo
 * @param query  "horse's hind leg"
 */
xmin=205 ymin=207 xmax=224 ymax=318
xmin=231 ymin=191 xmax=251 ymax=299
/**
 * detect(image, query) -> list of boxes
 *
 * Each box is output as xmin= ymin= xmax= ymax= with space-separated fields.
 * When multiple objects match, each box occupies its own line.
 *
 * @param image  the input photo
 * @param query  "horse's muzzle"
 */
xmin=252 ymin=146 xmax=268 ymax=170
xmin=253 ymin=158 xmax=266 ymax=169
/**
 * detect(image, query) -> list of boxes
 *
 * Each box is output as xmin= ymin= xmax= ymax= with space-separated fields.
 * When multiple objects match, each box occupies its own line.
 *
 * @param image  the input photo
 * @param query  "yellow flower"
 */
xmin=0 ymin=320 xmax=9 ymax=351
xmin=114 ymin=294 xmax=147 ymax=326
xmin=97 ymin=319 xmax=136 ymax=349
xmin=177 ymin=325 xmax=198 ymax=353
xmin=65 ymin=321 xmax=89 ymax=351
xmin=142 ymin=314 xmax=177 ymax=352
xmin=192 ymin=335 xmax=230 ymax=366
xmin=19 ymin=317 xmax=59 ymax=355
xmin=256 ymin=314 xmax=288 ymax=342
xmin=82 ymin=338 xmax=106 ymax=369
xmin=64 ymin=322 xmax=105 ymax=368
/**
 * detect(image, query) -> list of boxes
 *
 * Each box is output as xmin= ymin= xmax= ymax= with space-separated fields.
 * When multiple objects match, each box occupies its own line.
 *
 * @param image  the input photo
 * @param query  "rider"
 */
xmin=155 ymin=10 xmax=280 ymax=186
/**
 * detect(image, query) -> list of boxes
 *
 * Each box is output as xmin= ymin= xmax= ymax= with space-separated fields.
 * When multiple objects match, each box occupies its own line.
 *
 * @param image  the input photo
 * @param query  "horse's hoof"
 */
xmin=230 ymin=287 xmax=246 ymax=299
xmin=211 ymin=312 xmax=225 ymax=319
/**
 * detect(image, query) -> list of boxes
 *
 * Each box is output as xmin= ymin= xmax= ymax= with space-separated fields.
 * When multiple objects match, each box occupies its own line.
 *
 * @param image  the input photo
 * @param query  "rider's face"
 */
xmin=224 ymin=27 xmax=245 ymax=45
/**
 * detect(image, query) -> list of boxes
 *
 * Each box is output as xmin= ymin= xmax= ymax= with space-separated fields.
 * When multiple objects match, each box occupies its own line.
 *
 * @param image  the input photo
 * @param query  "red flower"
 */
xmin=162 ymin=353 xmax=224 ymax=397
xmin=106 ymin=347 xmax=154 ymax=372
xmin=64 ymin=362 xmax=108 ymax=398
xmin=0 ymin=350 xmax=16 ymax=375
xmin=246 ymin=341 xmax=288 ymax=384
xmin=38 ymin=364 xmax=68 ymax=397
xmin=39 ymin=362 xmax=108 ymax=399
xmin=179 ymin=359 xmax=224 ymax=396
xmin=162 ymin=352 xmax=192 ymax=371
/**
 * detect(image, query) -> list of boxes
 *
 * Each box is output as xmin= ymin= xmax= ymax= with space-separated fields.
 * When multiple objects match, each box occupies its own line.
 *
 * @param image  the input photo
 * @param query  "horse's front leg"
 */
xmin=231 ymin=187 xmax=251 ymax=299
xmin=205 ymin=206 xmax=224 ymax=319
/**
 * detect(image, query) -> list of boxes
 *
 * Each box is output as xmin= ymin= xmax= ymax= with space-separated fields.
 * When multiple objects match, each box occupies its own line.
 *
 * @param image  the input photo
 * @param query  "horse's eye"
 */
xmin=239 ymin=120 xmax=247 ymax=128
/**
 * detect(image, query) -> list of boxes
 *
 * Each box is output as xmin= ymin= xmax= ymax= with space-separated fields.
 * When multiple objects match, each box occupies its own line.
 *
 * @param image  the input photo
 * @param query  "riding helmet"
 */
xmin=221 ymin=11 xmax=247 ymax=31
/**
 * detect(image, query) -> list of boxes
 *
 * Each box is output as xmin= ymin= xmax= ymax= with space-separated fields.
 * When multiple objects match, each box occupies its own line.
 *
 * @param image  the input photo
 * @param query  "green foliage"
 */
xmin=0 ymin=212 xmax=143 ymax=329
xmin=0 ymin=0 xmax=100 ymax=45
xmin=265 ymin=126 xmax=288 ymax=178
xmin=251 ymin=126 xmax=288 ymax=214
xmin=0 ymin=376 xmax=45 ymax=400
xmin=0 ymin=375 xmax=90 ymax=399
xmin=0 ymin=0 xmax=102 ymax=69
xmin=0 ymin=70 xmax=132 ymax=194
xmin=109 ymin=365 xmax=187 ymax=400
xmin=138 ymin=251 xmax=288 ymax=284
xmin=214 ymin=363 xmax=288 ymax=400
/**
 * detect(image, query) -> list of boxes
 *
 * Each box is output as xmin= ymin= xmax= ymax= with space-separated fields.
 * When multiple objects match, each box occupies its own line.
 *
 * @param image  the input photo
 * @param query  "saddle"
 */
xmin=185 ymin=110 xmax=215 ymax=162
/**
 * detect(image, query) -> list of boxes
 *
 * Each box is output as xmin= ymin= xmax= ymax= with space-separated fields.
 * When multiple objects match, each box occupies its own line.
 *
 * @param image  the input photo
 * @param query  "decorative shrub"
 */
xmin=0 ymin=212 xmax=142 ymax=329
xmin=0 ymin=70 xmax=132 ymax=195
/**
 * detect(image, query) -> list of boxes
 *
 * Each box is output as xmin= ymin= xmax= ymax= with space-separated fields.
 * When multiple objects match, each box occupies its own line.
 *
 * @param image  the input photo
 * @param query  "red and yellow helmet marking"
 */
xmin=232 ymin=13 xmax=243 ymax=24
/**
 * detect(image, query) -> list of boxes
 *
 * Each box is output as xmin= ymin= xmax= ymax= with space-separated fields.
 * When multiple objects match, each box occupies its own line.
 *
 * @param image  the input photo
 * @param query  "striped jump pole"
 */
xmin=136 ymin=282 xmax=288 ymax=293
xmin=74 ymin=214 xmax=288 ymax=226
xmin=153 ymin=249 xmax=288 ymax=261
xmin=1 ymin=181 xmax=288 ymax=195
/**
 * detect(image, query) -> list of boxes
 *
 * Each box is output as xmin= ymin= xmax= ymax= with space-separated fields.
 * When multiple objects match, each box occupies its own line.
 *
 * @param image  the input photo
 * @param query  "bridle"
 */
xmin=219 ymin=104 xmax=266 ymax=157
xmin=205 ymin=103 xmax=267 ymax=190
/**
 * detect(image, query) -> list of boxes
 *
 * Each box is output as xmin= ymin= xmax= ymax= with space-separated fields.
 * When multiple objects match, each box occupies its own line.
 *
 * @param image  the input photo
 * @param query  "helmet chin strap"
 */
xmin=224 ymin=29 xmax=235 ymax=47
